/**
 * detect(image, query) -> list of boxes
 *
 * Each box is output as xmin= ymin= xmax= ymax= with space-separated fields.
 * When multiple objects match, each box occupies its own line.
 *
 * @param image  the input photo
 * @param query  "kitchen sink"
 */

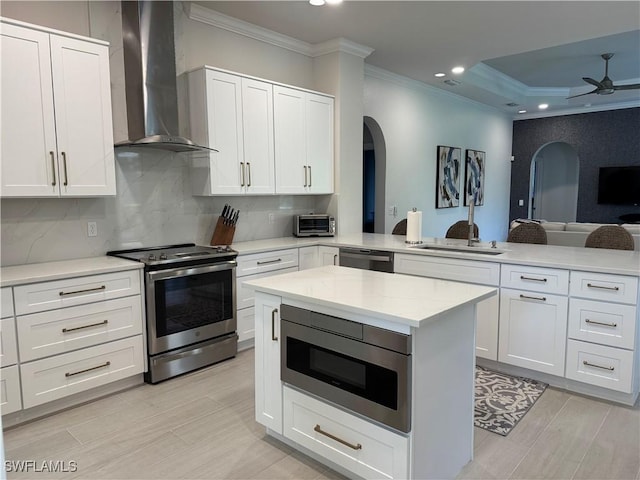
xmin=408 ymin=243 xmax=506 ymax=255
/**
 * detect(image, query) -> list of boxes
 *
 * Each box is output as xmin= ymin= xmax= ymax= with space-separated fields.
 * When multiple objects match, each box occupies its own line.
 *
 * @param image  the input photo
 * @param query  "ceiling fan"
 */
xmin=567 ymin=53 xmax=640 ymax=99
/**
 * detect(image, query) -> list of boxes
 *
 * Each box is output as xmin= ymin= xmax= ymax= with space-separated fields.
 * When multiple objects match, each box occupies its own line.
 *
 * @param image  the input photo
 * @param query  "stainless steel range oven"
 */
xmin=108 ymin=243 xmax=237 ymax=383
xmin=280 ymin=304 xmax=412 ymax=433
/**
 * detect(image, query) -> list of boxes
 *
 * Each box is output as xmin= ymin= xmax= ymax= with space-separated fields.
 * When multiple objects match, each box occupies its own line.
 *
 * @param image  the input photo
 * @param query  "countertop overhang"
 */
xmin=244 ymin=265 xmax=497 ymax=328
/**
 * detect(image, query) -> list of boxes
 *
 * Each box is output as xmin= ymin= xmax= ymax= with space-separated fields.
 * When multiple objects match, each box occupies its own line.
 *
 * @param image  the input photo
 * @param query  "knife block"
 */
xmin=210 ymin=216 xmax=236 ymax=246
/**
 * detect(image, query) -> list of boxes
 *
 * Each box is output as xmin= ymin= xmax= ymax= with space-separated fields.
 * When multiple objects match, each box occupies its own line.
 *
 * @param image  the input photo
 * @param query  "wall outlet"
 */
xmin=518 ymin=199 xmax=524 ymax=207
xmin=87 ymin=222 xmax=98 ymax=237
xmin=268 ymin=213 xmax=275 ymax=224
xmin=388 ymin=206 xmax=397 ymax=217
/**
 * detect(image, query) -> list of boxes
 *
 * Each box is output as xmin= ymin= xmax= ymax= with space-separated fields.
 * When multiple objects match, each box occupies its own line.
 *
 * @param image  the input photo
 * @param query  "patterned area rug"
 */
xmin=474 ymin=366 xmax=548 ymax=436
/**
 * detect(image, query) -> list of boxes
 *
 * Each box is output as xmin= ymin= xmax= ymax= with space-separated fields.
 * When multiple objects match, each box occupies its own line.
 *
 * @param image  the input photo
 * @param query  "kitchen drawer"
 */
xmin=236 ymin=249 xmax=299 ymax=277
xmin=568 ymin=298 xmax=636 ymax=350
xmin=14 ymin=270 xmax=141 ymax=315
xmin=20 ymin=336 xmax=144 ymax=409
xmin=501 ymin=264 xmax=569 ymax=295
xmin=1 ymin=287 xmax=14 ymax=318
xmin=566 ymin=339 xmax=634 ymax=393
xmin=1 ymin=365 xmax=22 ymax=415
xmin=237 ymin=306 xmax=255 ymax=344
xmin=237 ymin=267 xmax=298 ymax=310
xmin=17 ymin=296 xmax=143 ymax=362
xmin=570 ymin=271 xmax=638 ymax=304
xmin=1 ymin=317 xmax=18 ymax=367
xmin=283 ymin=386 xmax=409 ymax=480
xmin=394 ymin=253 xmax=500 ymax=286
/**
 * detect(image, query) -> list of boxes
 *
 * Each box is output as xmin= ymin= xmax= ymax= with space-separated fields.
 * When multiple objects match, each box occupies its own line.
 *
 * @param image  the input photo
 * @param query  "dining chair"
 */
xmin=585 ymin=225 xmax=634 ymax=250
xmin=507 ymin=223 xmax=548 ymax=244
xmin=445 ymin=220 xmax=479 ymax=240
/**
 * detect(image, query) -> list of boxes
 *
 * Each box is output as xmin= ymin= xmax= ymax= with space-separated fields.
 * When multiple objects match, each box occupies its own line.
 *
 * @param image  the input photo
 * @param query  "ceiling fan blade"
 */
xmin=582 ymin=77 xmax=603 ymax=88
xmin=566 ymin=88 xmax=599 ymax=99
xmin=613 ymin=83 xmax=640 ymax=91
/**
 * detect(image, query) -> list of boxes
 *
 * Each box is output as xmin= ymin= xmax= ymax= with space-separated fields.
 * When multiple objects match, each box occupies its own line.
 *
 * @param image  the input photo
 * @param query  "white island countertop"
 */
xmin=244 ymin=265 xmax=496 ymax=328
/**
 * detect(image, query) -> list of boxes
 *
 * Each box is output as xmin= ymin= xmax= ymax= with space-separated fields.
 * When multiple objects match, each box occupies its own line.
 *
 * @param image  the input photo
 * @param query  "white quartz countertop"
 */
xmin=233 ymin=233 xmax=640 ymax=277
xmin=244 ymin=265 xmax=497 ymax=328
xmin=0 ymin=256 xmax=143 ymax=287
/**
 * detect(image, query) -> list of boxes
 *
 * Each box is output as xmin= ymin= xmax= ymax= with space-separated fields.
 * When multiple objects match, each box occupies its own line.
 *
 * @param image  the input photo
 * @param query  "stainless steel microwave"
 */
xmin=294 ymin=214 xmax=335 ymax=237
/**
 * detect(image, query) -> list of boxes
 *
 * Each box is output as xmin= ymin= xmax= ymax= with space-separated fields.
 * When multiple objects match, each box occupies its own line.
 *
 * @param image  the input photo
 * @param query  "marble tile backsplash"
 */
xmin=1 ymin=150 xmax=328 ymax=266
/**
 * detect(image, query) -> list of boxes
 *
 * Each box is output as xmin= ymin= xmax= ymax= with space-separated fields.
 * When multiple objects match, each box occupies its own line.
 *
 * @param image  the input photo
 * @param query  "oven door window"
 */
xmin=287 ymin=336 xmax=398 ymax=409
xmin=154 ymin=270 xmax=233 ymax=337
xmin=299 ymin=218 xmax=329 ymax=234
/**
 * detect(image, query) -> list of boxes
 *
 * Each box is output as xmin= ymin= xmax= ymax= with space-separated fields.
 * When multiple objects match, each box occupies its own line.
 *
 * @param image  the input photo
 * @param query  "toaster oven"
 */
xmin=294 ymin=214 xmax=335 ymax=237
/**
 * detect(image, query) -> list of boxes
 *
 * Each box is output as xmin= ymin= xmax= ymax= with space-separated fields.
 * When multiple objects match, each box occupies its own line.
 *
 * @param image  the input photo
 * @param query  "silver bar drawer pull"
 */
xmin=582 ymin=360 xmax=614 ymax=371
xmin=257 ymin=258 xmax=282 ymax=266
xmin=65 ymin=361 xmax=111 ymax=378
xmin=62 ymin=151 xmax=69 ymax=186
xmin=314 ymin=424 xmax=362 ymax=450
xmin=50 ymin=151 xmax=57 ymax=186
xmin=585 ymin=318 xmax=617 ymax=328
xmin=519 ymin=294 xmax=546 ymax=301
xmin=271 ymin=308 xmax=278 ymax=341
xmin=62 ymin=320 xmax=109 ymax=333
xmin=520 ymin=275 xmax=547 ymax=282
xmin=59 ymin=285 xmax=106 ymax=297
xmin=587 ymin=283 xmax=619 ymax=291
xmin=240 ymin=162 xmax=245 ymax=186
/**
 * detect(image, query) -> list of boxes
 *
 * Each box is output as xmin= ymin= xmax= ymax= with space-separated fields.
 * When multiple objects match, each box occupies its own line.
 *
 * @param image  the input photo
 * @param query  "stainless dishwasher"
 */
xmin=338 ymin=248 xmax=394 ymax=272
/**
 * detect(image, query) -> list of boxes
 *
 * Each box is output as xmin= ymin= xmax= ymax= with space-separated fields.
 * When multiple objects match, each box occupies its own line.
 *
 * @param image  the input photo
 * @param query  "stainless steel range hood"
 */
xmin=117 ymin=1 xmax=214 ymax=153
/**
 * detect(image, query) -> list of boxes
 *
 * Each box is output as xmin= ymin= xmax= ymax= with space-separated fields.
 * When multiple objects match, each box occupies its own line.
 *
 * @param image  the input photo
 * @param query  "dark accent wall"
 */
xmin=510 ymin=107 xmax=640 ymax=224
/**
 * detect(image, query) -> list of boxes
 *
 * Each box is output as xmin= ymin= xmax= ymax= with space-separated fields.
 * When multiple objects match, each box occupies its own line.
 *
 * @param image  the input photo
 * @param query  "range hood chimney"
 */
xmin=117 ymin=1 xmax=213 ymax=153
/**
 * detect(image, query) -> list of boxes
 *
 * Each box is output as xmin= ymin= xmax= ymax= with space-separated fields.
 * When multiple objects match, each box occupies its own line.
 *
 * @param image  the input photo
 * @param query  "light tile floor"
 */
xmin=3 ymin=349 xmax=639 ymax=479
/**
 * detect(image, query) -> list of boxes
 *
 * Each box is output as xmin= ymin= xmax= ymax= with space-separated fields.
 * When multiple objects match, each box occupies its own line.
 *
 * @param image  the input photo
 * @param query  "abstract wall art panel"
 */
xmin=465 ymin=149 xmax=485 ymax=206
xmin=436 ymin=145 xmax=461 ymax=208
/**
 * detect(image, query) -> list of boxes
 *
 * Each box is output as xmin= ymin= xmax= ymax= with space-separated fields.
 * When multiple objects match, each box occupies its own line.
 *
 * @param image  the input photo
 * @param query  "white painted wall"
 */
xmin=364 ymin=66 xmax=514 ymax=241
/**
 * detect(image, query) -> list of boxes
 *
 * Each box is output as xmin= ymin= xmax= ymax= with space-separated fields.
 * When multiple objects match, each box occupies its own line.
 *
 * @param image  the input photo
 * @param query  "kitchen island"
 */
xmin=245 ymin=265 xmax=496 ymax=480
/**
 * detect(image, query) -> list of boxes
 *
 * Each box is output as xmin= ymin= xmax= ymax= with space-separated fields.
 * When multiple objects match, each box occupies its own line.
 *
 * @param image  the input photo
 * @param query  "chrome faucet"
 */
xmin=467 ymin=195 xmax=479 ymax=246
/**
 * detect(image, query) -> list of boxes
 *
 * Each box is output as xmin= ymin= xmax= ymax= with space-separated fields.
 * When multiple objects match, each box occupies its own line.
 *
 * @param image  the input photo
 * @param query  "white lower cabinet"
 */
xmin=1 ymin=317 xmax=19 ymax=367
xmin=299 ymin=245 xmax=339 ymax=270
xmin=254 ymin=292 xmax=283 ymax=434
xmin=20 ymin=336 xmax=143 ymax=409
xmin=498 ymin=288 xmax=568 ymax=376
xmin=318 ymin=246 xmax=339 ymax=266
xmin=1 ymin=365 xmax=22 ymax=415
xmin=283 ymin=386 xmax=409 ymax=480
xmin=394 ymin=254 xmax=500 ymax=360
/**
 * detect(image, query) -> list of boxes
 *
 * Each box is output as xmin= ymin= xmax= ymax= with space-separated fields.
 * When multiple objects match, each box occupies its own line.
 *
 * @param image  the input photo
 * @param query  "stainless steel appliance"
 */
xmin=280 ymin=304 xmax=411 ymax=432
xmin=294 ymin=214 xmax=335 ymax=237
xmin=339 ymin=248 xmax=394 ymax=272
xmin=107 ymin=243 xmax=238 ymax=383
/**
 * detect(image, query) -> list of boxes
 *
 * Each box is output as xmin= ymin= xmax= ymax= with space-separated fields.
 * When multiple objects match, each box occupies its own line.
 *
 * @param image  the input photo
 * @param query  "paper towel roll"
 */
xmin=406 ymin=209 xmax=422 ymax=244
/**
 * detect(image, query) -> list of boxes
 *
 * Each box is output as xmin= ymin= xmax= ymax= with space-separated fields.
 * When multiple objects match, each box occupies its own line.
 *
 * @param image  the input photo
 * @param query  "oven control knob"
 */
xmin=148 ymin=253 xmax=156 ymax=261
xmin=159 ymin=253 xmax=168 ymax=260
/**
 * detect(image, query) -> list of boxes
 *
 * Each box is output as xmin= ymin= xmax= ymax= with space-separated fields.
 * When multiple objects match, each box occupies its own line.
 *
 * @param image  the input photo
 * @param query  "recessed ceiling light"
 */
xmin=518 ymin=110 xmax=527 ymax=114
xmin=451 ymin=66 xmax=465 ymax=74
xmin=538 ymin=103 xmax=549 ymax=110
xmin=309 ymin=0 xmax=325 ymax=5
xmin=434 ymin=72 xmax=446 ymax=78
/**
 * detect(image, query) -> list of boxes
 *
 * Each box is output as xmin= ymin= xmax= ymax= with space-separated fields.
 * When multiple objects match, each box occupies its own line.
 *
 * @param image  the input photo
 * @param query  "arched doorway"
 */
xmin=363 ymin=117 xmax=386 ymax=233
xmin=528 ymin=142 xmax=579 ymax=222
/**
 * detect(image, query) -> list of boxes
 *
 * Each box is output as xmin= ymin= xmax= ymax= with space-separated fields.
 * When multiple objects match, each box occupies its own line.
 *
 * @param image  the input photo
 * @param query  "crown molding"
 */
xmin=185 ymin=2 xmax=313 ymax=56
xmin=311 ymin=38 xmax=374 ymax=59
xmin=466 ymin=62 xmax=528 ymax=102
xmin=185 ymin=3 xmax=374 ymax=59
xmin=364 ymin=64 xmax=509 ymax=116
xmin=513 ymin=100 xmax=640 ymax=120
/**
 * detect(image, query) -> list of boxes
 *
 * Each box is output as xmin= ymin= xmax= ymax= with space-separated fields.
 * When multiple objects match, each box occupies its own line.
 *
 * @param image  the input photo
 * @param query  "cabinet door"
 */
xmin=298 ymin=246 xmax=319 ymax=270
xmin=476 ymin=294 xmax=499 ymax=361
xmin=274 ymin=86 xmax=307 ymax=194
xmin=50 ymin=34 xmax=115 ymax=196
xmin=1 ymin=23 xmax=58 ymax=197
xmin=204 ymin=70 xmax=245 ymax=195
xmin=237 ymin=306 xmax=255 ymax=344
xmin=498 ymin=288 xmax=568 ymax=376
xmin=306 ymin=93 xmax=334 ymax=194
xmin=254 ymin=292 xmax=283 ymax=434
xmin=318 ymin=246 xmax=339 ymax=266
xmin=242 ymin=78 xmax=275 ymax=194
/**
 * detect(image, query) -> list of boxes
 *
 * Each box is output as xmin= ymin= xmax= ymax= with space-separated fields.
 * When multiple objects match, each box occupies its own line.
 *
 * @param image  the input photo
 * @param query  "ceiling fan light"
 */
xmin=599 ymin=88 xmax=615 ymax=95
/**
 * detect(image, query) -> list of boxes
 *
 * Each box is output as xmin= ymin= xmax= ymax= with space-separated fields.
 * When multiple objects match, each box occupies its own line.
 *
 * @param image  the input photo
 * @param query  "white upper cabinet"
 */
xmin=274 ymin=86 xmax=334 ymax=194
xmin=1 ymin=20 xmax=115 ymax=197
xmin=189 ymin=68 xmax=275 ymax=195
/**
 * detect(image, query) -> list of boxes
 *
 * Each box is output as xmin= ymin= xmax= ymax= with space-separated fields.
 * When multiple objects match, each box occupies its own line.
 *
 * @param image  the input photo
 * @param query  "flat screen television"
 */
xmin=597 ymin=166 xmax=640 ymax=205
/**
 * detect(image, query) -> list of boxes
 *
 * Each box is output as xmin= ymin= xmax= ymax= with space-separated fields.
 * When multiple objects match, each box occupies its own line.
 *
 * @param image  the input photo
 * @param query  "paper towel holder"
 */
xmin=405 ymin=207 xmax=423 ymax=245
